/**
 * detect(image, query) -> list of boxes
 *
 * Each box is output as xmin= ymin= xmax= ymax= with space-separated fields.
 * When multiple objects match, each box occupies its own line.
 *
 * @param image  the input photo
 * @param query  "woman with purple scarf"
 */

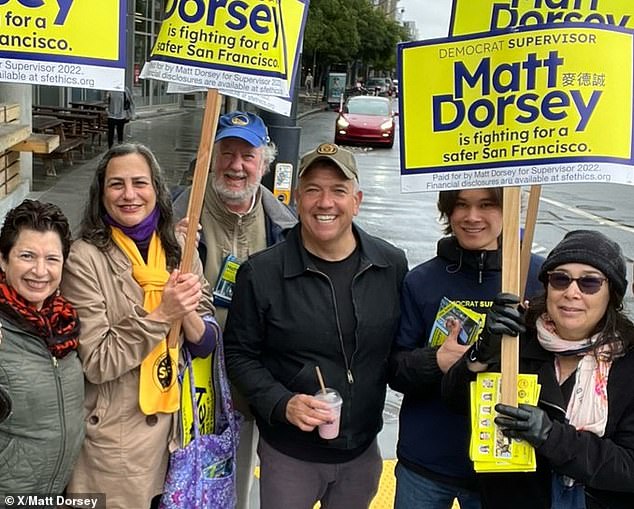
xmin=61 ymin=143 xmax=220 ymax=509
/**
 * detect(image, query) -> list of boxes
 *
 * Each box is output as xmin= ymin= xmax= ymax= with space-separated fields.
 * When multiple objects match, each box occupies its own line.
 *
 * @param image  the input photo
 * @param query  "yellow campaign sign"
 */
xmin=450 ymin=0 xmax=634 ymax=35
xmin=181 ymin=354 xmax=215 ymax=447
xmin=141 ymin=0 xmax=309 ymax=99
xmin=398 ymin=25 xmax=634 ymax=193
xmin=0 ymin=0 xmax=125 ymax=90
xmin=226 ymin=0 xmax=307 ymax=112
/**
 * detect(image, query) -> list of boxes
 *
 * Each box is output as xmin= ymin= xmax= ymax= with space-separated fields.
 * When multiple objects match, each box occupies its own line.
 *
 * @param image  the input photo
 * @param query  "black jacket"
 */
xmin=443 ymin=331 xmax=634 ymax=509
xmin=224 ymin=223 xmax=408 ymax=462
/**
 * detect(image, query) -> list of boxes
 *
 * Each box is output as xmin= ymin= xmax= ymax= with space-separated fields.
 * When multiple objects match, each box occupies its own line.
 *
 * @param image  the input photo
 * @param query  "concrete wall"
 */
xmin=0 ymin=83 xmax=32 ymax=221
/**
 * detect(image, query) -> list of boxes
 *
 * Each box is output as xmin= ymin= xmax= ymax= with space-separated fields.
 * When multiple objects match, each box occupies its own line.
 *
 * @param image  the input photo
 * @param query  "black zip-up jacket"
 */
xmin=224 ymin=224 xmax=408 ymax=462
xmin=443 ymin=332 xmax=634 ymax=509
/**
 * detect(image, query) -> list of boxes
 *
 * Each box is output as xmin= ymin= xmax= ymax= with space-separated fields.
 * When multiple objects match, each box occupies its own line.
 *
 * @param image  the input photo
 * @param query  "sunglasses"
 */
xmin=547 ymin=271 xmax=607 ymax=295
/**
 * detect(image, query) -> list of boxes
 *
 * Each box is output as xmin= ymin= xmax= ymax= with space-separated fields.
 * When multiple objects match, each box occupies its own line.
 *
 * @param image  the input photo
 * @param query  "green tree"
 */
xmin=302 ymin=0 xmax=411 ymax=84
xmin=303 ymin=0 xmax=360 ymax=76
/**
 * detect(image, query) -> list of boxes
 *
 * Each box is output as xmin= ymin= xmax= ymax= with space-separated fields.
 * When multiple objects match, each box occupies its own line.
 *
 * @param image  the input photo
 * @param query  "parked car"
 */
xmin=334 ymin=95 xmax=396 ymax=148
xmin=392 ymin=79 xmax=399 ymax=98
xmin=365 ymin=77 xmax=393 ymax=96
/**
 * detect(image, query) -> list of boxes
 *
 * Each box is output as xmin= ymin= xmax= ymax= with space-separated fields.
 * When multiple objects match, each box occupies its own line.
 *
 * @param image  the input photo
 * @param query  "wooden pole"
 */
xmin=519 ymin=185 xmax=541 ymax=301
xmin=501 ymin=186 xmax=521 ymax=406
xmin=168 ymin=89 xmax=223 ymax=347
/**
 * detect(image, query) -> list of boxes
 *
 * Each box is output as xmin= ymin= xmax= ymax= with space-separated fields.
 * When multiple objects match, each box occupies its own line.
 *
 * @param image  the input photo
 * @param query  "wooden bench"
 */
xmin=0 ymin=123 xmax=30 ymax=153
xmin=36 ymin=136 xmax=84 ymax=176
xmin=33 ymin=105 xmax=103 ymax=148
xmin=0 ymin=150 xmax=20 ymax=198
xmin=83 ymin=114 xmax=108 ymax=145
xmin=69 ymin=100 xmax=108 ymax=112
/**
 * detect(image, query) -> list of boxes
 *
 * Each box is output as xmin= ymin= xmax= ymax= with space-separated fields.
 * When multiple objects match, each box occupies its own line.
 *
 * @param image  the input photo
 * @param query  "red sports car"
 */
xmin=334 ymin=96 xmax=396 ymax=148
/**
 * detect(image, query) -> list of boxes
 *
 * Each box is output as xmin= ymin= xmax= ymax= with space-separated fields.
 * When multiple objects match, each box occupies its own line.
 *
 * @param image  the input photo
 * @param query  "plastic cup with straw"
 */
xmin=314 ymin=366 xmax=343 ymax=439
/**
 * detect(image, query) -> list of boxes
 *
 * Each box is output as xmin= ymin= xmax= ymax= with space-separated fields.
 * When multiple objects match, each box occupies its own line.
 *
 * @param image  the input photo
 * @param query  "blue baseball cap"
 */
xmin=215 ymin=111 xmax=269 ymax=147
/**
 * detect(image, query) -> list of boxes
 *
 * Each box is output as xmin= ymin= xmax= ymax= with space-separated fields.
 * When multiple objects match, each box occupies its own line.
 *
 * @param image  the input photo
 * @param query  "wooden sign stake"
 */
xmin=168 ymin=89 xmax=223 ymax=347
xmin=519 ymin=185 xmax=542 ymax=301
xmin=501 ymin=186 xmax=521 ymax=406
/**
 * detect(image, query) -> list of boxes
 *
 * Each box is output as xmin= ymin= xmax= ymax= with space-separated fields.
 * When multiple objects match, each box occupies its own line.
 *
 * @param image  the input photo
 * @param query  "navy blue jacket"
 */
xmin=388 ymin=236 xmax=544 ymax=487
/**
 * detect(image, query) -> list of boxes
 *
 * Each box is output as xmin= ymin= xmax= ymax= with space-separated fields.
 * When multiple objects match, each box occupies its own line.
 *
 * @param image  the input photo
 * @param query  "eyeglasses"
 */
xmin=547 ymin=271 xmax=607 ymax=295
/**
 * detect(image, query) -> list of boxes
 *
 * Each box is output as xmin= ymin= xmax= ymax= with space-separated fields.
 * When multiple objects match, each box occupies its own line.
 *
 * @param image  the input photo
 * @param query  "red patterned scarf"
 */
xmin=0 ymin=278 xmax=80 ymax=358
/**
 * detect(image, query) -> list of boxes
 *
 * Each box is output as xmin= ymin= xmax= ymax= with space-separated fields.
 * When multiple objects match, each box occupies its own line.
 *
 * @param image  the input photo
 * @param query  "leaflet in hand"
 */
xmin=428 ymin=297 xmax=486 ymax=347
xmin=469 ymin=372 xmax=541 ymax=472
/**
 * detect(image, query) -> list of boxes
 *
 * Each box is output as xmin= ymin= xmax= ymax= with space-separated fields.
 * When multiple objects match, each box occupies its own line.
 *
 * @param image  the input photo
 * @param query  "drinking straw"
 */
xmin=315 ymin=366 xmax=327 ymax=395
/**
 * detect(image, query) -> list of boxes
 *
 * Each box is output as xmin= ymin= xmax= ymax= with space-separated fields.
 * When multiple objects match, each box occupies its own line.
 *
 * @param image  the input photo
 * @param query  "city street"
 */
xmin=35 ymin=105 xmax=634 ymax=293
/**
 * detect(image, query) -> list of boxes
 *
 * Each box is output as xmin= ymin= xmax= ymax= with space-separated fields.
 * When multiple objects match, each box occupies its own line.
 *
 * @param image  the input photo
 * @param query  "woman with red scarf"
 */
xmin=0 ymin=199 xmax=84 ymax=498
xmin=62 ymin=143 xmax=219 ymax=509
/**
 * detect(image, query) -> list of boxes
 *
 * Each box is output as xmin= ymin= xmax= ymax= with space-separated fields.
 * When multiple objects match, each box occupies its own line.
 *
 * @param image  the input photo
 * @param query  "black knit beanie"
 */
xmin=539 ymin=230 xmax=627 ymax=300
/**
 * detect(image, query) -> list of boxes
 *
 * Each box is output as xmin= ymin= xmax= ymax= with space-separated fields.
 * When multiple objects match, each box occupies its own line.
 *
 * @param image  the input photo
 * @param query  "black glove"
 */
xmin=494 ymin=403 xmax=553 ymax=447
xmin=469 ymin=293 xmax=525 ymax=364
xmin=0 ymin=384 xmax=11 ymax=424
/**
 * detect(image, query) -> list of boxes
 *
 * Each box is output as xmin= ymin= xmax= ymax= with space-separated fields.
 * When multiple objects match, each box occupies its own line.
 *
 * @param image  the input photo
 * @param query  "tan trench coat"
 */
xmin=61 ymin=239 xmax=215 ymax=509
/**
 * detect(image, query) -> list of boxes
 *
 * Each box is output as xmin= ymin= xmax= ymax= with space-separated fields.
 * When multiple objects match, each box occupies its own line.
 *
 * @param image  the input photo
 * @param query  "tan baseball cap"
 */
xmin=298 ymin=143 xmax=359 ymax=181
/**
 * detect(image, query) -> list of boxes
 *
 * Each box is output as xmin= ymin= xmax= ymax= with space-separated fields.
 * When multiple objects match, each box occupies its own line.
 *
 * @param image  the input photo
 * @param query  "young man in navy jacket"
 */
xmin=388 ymin=188 xmax=543 ymax=509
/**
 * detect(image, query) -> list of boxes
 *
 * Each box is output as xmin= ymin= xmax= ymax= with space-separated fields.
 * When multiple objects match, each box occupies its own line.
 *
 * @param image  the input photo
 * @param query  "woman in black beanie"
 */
xmin=443 ymin=230 xmax=634 ymax=509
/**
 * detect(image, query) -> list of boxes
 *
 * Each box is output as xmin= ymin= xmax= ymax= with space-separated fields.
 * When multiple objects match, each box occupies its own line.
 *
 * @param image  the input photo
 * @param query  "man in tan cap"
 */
xmin=224 ymin=143 xmax=408 ymax=509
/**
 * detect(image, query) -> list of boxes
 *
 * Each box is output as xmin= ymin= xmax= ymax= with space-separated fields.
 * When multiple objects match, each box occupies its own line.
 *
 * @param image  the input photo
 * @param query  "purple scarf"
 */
xmin=104 ymin=207 xmax=159 ymax=258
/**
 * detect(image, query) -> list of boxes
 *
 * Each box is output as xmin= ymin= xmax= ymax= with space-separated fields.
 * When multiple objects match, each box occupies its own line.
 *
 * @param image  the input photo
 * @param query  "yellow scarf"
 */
xmin=111 ymin=227 xmax=180 ymax=414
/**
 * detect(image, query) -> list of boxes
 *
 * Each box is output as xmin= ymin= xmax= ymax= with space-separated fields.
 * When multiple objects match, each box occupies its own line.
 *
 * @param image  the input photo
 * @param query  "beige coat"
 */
xmin=61 ymin=239 xmax=214 ymax=509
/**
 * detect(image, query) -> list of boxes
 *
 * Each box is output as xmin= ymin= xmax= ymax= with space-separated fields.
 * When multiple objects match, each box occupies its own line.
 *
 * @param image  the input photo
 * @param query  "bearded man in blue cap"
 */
xmin=174 ymin=110 xmax=297 ymax=509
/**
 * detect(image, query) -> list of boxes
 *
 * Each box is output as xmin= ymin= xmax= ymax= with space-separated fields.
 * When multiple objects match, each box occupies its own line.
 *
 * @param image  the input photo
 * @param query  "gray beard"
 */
xmin=213 ymin=178 xmax=260 ymax=206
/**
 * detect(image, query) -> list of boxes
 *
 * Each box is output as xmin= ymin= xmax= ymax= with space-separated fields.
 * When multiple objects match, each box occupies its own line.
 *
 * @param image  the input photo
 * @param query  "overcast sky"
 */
xmin=398 ymin=0 xmax=451 ymax=39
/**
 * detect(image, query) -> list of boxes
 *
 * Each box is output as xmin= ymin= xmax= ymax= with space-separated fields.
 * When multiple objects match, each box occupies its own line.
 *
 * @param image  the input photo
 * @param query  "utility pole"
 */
xmin=258 ymin=58 xmax=302 ymax=206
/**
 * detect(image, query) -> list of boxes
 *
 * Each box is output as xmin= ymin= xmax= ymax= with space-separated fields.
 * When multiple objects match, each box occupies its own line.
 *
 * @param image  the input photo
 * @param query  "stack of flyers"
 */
xmin=469 ymin=372 xmax=541 ymax=472
xmin=428 ymin=297 xmax=486 ymax=347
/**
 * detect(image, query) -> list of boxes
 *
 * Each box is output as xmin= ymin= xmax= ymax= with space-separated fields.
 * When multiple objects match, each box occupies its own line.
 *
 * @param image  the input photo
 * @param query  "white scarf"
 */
xmin=536 ymin=315 xmax=617 ymax=437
